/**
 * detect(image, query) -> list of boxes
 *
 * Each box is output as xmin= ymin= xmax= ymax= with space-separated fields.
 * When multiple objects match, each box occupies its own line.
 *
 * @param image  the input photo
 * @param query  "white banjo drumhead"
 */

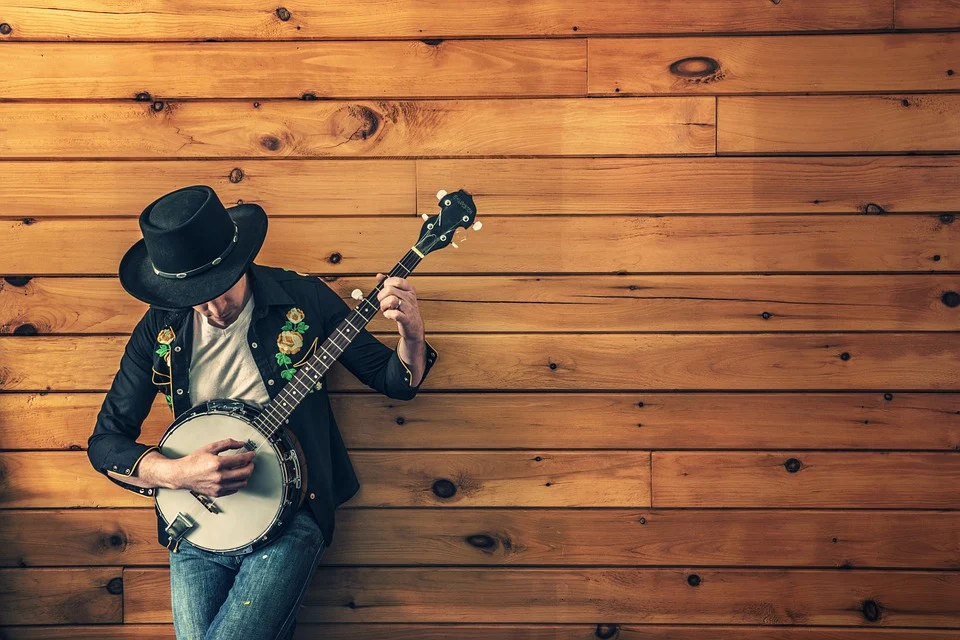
xmin=156 ymin=412 xmax=286 ymax=553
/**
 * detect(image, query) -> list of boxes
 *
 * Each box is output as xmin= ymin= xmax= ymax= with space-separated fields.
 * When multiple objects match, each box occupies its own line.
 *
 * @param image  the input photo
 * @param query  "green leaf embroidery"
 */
xmin=295 ymin=322 xmax=309 ymax=332
xmin=156 ymin=344 xmax=170 ymax=358
xmin=280 ymin=368 xmax=296 ymax=381
xmin=281 ymin=321 xmax=293 ymax=331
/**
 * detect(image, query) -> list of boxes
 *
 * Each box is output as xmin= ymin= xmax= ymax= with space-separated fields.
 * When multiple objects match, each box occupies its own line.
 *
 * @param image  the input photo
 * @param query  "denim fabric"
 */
xmin=169 ymin=506 xmax=327 ymax=640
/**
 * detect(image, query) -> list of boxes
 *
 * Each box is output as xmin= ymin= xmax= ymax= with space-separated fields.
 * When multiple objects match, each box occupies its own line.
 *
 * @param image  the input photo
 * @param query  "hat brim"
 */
xmin=118 ymin=203 xmax=267 ymax=310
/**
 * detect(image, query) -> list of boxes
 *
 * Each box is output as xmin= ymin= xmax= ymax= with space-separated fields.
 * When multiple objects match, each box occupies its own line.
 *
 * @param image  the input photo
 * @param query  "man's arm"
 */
xmin=315 ymin=278 xmax=438 ymax=400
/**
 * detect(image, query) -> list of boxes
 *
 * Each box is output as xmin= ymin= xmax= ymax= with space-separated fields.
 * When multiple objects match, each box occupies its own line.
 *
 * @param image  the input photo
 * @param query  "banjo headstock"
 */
xmin=415 ymin=189 xmax=481 ymax=255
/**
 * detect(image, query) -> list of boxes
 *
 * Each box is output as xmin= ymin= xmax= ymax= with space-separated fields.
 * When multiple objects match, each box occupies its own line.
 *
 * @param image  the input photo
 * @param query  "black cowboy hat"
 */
xmin=118 ymin=185 xmax=267 ymax=309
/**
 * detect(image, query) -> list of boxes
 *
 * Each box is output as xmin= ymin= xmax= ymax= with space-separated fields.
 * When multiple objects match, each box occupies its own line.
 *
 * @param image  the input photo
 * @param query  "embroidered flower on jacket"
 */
xmin=154 ymin=326 xmax=176 ymax=410
xmin=276 ymin=307 xmax=310 ymax=381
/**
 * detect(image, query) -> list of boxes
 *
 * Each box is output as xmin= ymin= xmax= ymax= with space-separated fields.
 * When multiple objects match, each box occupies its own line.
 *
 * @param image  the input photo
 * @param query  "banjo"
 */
xmin=156 ymin=188 xmax=479 ymax=554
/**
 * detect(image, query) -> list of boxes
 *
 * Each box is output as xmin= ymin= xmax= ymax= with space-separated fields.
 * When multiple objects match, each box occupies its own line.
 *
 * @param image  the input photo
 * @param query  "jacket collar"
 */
xmin=248 ymin=263 xmax=296 ymax=311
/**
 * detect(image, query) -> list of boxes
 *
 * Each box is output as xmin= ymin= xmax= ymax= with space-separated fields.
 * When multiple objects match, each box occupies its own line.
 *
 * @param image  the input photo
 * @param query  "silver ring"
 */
xmin=396 ymin=299 xmax=402 ymax=310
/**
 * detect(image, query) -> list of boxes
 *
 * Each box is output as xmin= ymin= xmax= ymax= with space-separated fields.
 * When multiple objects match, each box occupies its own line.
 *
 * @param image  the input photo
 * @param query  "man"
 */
xmin=86 ymin=185 xmax=438 ymax=639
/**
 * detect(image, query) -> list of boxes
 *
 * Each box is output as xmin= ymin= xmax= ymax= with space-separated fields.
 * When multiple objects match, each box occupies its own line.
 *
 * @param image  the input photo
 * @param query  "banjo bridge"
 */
xmin=190 ymin=490 xmax=220 ymax=513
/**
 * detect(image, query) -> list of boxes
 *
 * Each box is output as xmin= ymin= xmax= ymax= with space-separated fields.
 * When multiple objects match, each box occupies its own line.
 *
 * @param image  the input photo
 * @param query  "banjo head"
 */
xmin=155 ymin=400 xmax=299 ymax=554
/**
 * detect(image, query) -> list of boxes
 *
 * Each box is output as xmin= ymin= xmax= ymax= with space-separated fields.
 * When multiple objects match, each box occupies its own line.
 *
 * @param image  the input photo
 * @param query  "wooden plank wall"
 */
xmin=1 ymin=0 xmax=959 ymax=637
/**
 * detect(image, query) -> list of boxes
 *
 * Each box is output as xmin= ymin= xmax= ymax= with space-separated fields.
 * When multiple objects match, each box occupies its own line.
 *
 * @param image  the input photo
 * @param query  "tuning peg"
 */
xmin=472 ymin=220 xmax=482 ymax=231
xmin=351 ymin=288 xmax=364 ymax=300
xmin=421 ymin=213 xmax=429 ymax=220
xmin=436 ymin=189 xmax=447 ymax=200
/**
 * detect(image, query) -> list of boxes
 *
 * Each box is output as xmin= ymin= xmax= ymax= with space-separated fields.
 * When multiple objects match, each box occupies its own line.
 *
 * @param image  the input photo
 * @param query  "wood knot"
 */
xmin=337 ymin=105 xmax=380 ymax=142
xmin=151 ymin=101 xmax=165 ymax=112
xmin=134 ymin=92 xmax=152 ymax=102
xmin=669 ymin=57 xmax=722 ymax=82
xmin=862 ymin=203 xmax=885 ymax=214
xmin=395 ymin=416 xmax=405 ymax=425
xmin=301 ymin=92 xmax=317 ymax=101
xmin=861 ymin=599 xmax=882 ymax=622
xmin=465 ymin=533 xmax=497 ymax=550
xmin=884 ymin=393 xmax=894 ymax=401
xmin=275 ymin=7 xmax=291 ymax=21
xmin=901 ymin=98 xmax=911 ymax=107
xmin=549 ymin=362 xmax=558 ymax=370
xmin=3 ymin=276 xmax=32 ymax=287
xmin=13 ymin=324 xmax=37 ymax=336
xmin=942 ymin=291 xmax=960 ymax=308
xmin=328 ymin=252 xmax=342 ymax=264
xmin=940 ymin=213 xmax=955 ymax=224
xmin=840 ymin=352 xmax=851 ymax=361
xmin=21 ymin=218 xmax=35 ymax=226
xmin=260 ymin=135 xmax=281 ymax=151
xmin=432 ymin=478 xmax=457 ymax=499
xmin=421 ymin=39 xmax=443 ymax=46
xmin=102 ymin=533 xmax=126 ymax=550
xmin=106 ymin=577 xmax=123 ymax=595
xmin=687 ymin=574 xmax=701 ymax=587
xmin=933 ymin=254 xmax=941 ymax=262
xmin=761 ymin=311 xmax=772 ymax=320
xmin=0 ymin=23 xmax=12 ymax=35
xmin=228 ymin=168 xmax=244 ymax=183
xmin=784 ymin=458 xmax=802 ymax=473
xmin=595 ymin=624 xmax=618 ymax=639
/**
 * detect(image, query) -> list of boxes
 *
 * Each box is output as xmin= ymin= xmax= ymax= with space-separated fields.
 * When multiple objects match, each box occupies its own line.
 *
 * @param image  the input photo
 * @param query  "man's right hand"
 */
xmin=131 ymin=438 xmax=256 ymax=496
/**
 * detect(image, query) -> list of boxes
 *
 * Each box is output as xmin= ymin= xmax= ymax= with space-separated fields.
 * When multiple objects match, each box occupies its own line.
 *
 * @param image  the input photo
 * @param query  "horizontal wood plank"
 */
xmin=124 ymin=567 xmax=960 ymax=625
xmin=2 ymin=392 xmax=958 ymax=452
xmin=589 ymin=34 xmax=960 ymax=95
xmin=416 ymin=156 xmax=960 ymax=214
xmin=0 ymin=0 xmax=894 ymax=40
xmin=0 ymin=451 xmax=651 ymax=508
xmin=2 ymin=334 xmax=958 ymax=392
xmin=6 ymin=157 xmax=960 ymax=217
xmin=0 ymin=98 xmax=715 ymax=159
xmin=0 ymin=40 xmax=585 ymax=99
xmin=895 ymin=0 xmax=960 ymax=29
xmin=4 ymin=274 xmax=960 ymax=335
xmin=5 ymin=626 xmax=959 ymax=640
xmin=652 ymin=452 xmax=960 ymax=508
xmin=718 ymin=95 xmax=960 ymax=153
xmin=1 ymin=215 xmax=954 ymax=275
xmin=4 ymin=507 xmax=958 ymax=569
xmin=0 ymin=568 xmax=121 ymax=625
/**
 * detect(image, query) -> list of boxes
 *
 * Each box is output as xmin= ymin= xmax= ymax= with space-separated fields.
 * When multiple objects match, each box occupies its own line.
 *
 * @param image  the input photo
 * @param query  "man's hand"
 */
xmin=375 ymin=273 xmax=425 ymax=342
xmin=127 ymin=438 xmax=256 ymax=497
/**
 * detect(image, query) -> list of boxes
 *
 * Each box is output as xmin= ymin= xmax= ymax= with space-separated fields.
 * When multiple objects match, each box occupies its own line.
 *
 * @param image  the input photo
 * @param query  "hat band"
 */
xmin=151 ymin=223 xmax=239 ymax=280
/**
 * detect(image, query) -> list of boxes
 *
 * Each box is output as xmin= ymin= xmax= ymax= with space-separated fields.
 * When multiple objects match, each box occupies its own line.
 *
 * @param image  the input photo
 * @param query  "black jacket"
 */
xmin=87 ymin=263 xmax=438 ymax=548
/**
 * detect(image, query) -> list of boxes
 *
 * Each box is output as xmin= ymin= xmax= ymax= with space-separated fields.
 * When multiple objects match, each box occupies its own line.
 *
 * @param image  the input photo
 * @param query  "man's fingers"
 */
xmin=204 ymin=438 xmax=245 ymax=454
xmin=218 ymin=450 xmax=256 ymax=469
xmin=220 ymin=464 xmax=255 ymax=482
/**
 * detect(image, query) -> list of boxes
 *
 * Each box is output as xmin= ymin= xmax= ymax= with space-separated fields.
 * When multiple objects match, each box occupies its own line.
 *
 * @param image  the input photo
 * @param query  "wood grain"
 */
xmin=896 ymin=0 xmax=960 ymax=29
xmin=718 ymin=95 xmax=960 ymax=153
xmin=4 ymin=275 xmax=959 ymax=335
xmin=123 ymin=567 xmax=960 ymax=625
xmin=652 ymin=452 xmax=960 ymax=508
xmin=0 ymin=98 xmax=715 ymax=159
xmin=2 ymin=392 xmax=958 ymax=452
xmin=1 ymin=215 xmax=954 ymax=275
xmin=589 ymin=34 xmax=960 ymax=95
xmin=0 ymin=0 xmax=894 ymax=40
xmin=2 ymin=334 xmax=958 ymax=392
xmin=6 ymin=156 xmax=960 ymax=217
xmin=0 ymin=451 xmax=650 ymax=508
xmin=4 ymin=508 xmax=958 ymax=569
xmin=0 ymin=40 xmax=585 ymax=99
xmin=0 ymin=568 xmax=122 ymax=624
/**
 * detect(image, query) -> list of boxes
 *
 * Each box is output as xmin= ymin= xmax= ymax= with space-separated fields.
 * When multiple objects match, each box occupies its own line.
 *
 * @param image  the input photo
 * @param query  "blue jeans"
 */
xmin=169 ymin=506 xmax=327 ymax=640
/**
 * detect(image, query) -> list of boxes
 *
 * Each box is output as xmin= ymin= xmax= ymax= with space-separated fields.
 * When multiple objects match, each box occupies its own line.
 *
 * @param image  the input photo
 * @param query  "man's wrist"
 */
xmin=132 ymin=451 xmax=180 ymax=489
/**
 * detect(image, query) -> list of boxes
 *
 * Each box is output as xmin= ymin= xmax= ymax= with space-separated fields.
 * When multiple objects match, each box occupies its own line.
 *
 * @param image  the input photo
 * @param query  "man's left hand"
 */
xmin=375 ymin=273 xmax=425 ymax=342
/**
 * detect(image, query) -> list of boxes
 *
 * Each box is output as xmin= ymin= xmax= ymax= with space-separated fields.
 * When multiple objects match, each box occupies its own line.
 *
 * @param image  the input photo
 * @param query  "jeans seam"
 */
xmin=270 ymin=533 xmax=326 ymax=640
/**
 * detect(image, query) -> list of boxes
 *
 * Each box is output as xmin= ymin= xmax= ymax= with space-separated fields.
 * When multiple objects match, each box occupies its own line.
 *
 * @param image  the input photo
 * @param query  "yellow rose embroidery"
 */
xmin=277 ymin=330 xmax=303 ymax=355
xmin=286 ymin=307 xmax=305 ymax=323
xmin=157 ymin=328 xmax=176 ymax=344
xmin=154 ymin=326 xmax=176 ymax=410
xmin=276 ymin=307 xmax=310 ymax=381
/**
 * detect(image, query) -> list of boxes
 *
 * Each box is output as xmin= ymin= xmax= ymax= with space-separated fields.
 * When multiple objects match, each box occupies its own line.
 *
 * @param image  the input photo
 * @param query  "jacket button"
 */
xmin=251 ymin=342 xmax=258 ymax=349
xmin=176 ymin=389 xmax=183 ymax=395
xmin=309 ymin=492 xmax=316 ymax=500
xmin=174 ymin=346 xmax=181 ymax=352
xmin=267 ymin=379 xmax=275 ymax=386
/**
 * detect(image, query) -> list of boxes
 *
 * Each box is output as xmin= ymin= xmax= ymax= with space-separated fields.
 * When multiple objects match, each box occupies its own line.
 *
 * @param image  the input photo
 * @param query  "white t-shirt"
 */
xmin=188 ymin=291 xmax=271 ymax=408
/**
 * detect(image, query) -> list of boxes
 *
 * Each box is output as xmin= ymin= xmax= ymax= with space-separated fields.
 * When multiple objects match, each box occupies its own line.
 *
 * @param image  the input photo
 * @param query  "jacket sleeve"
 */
xmin=316 ymin=280 xmax=438 ymax=401
xmin=87 ymin=310 xmax=162 ymax=496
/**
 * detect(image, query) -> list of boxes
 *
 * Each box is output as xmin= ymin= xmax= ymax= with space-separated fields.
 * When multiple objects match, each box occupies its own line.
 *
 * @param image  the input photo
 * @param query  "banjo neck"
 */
xmin=253 ymin=247 xmax=425 ymax=437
